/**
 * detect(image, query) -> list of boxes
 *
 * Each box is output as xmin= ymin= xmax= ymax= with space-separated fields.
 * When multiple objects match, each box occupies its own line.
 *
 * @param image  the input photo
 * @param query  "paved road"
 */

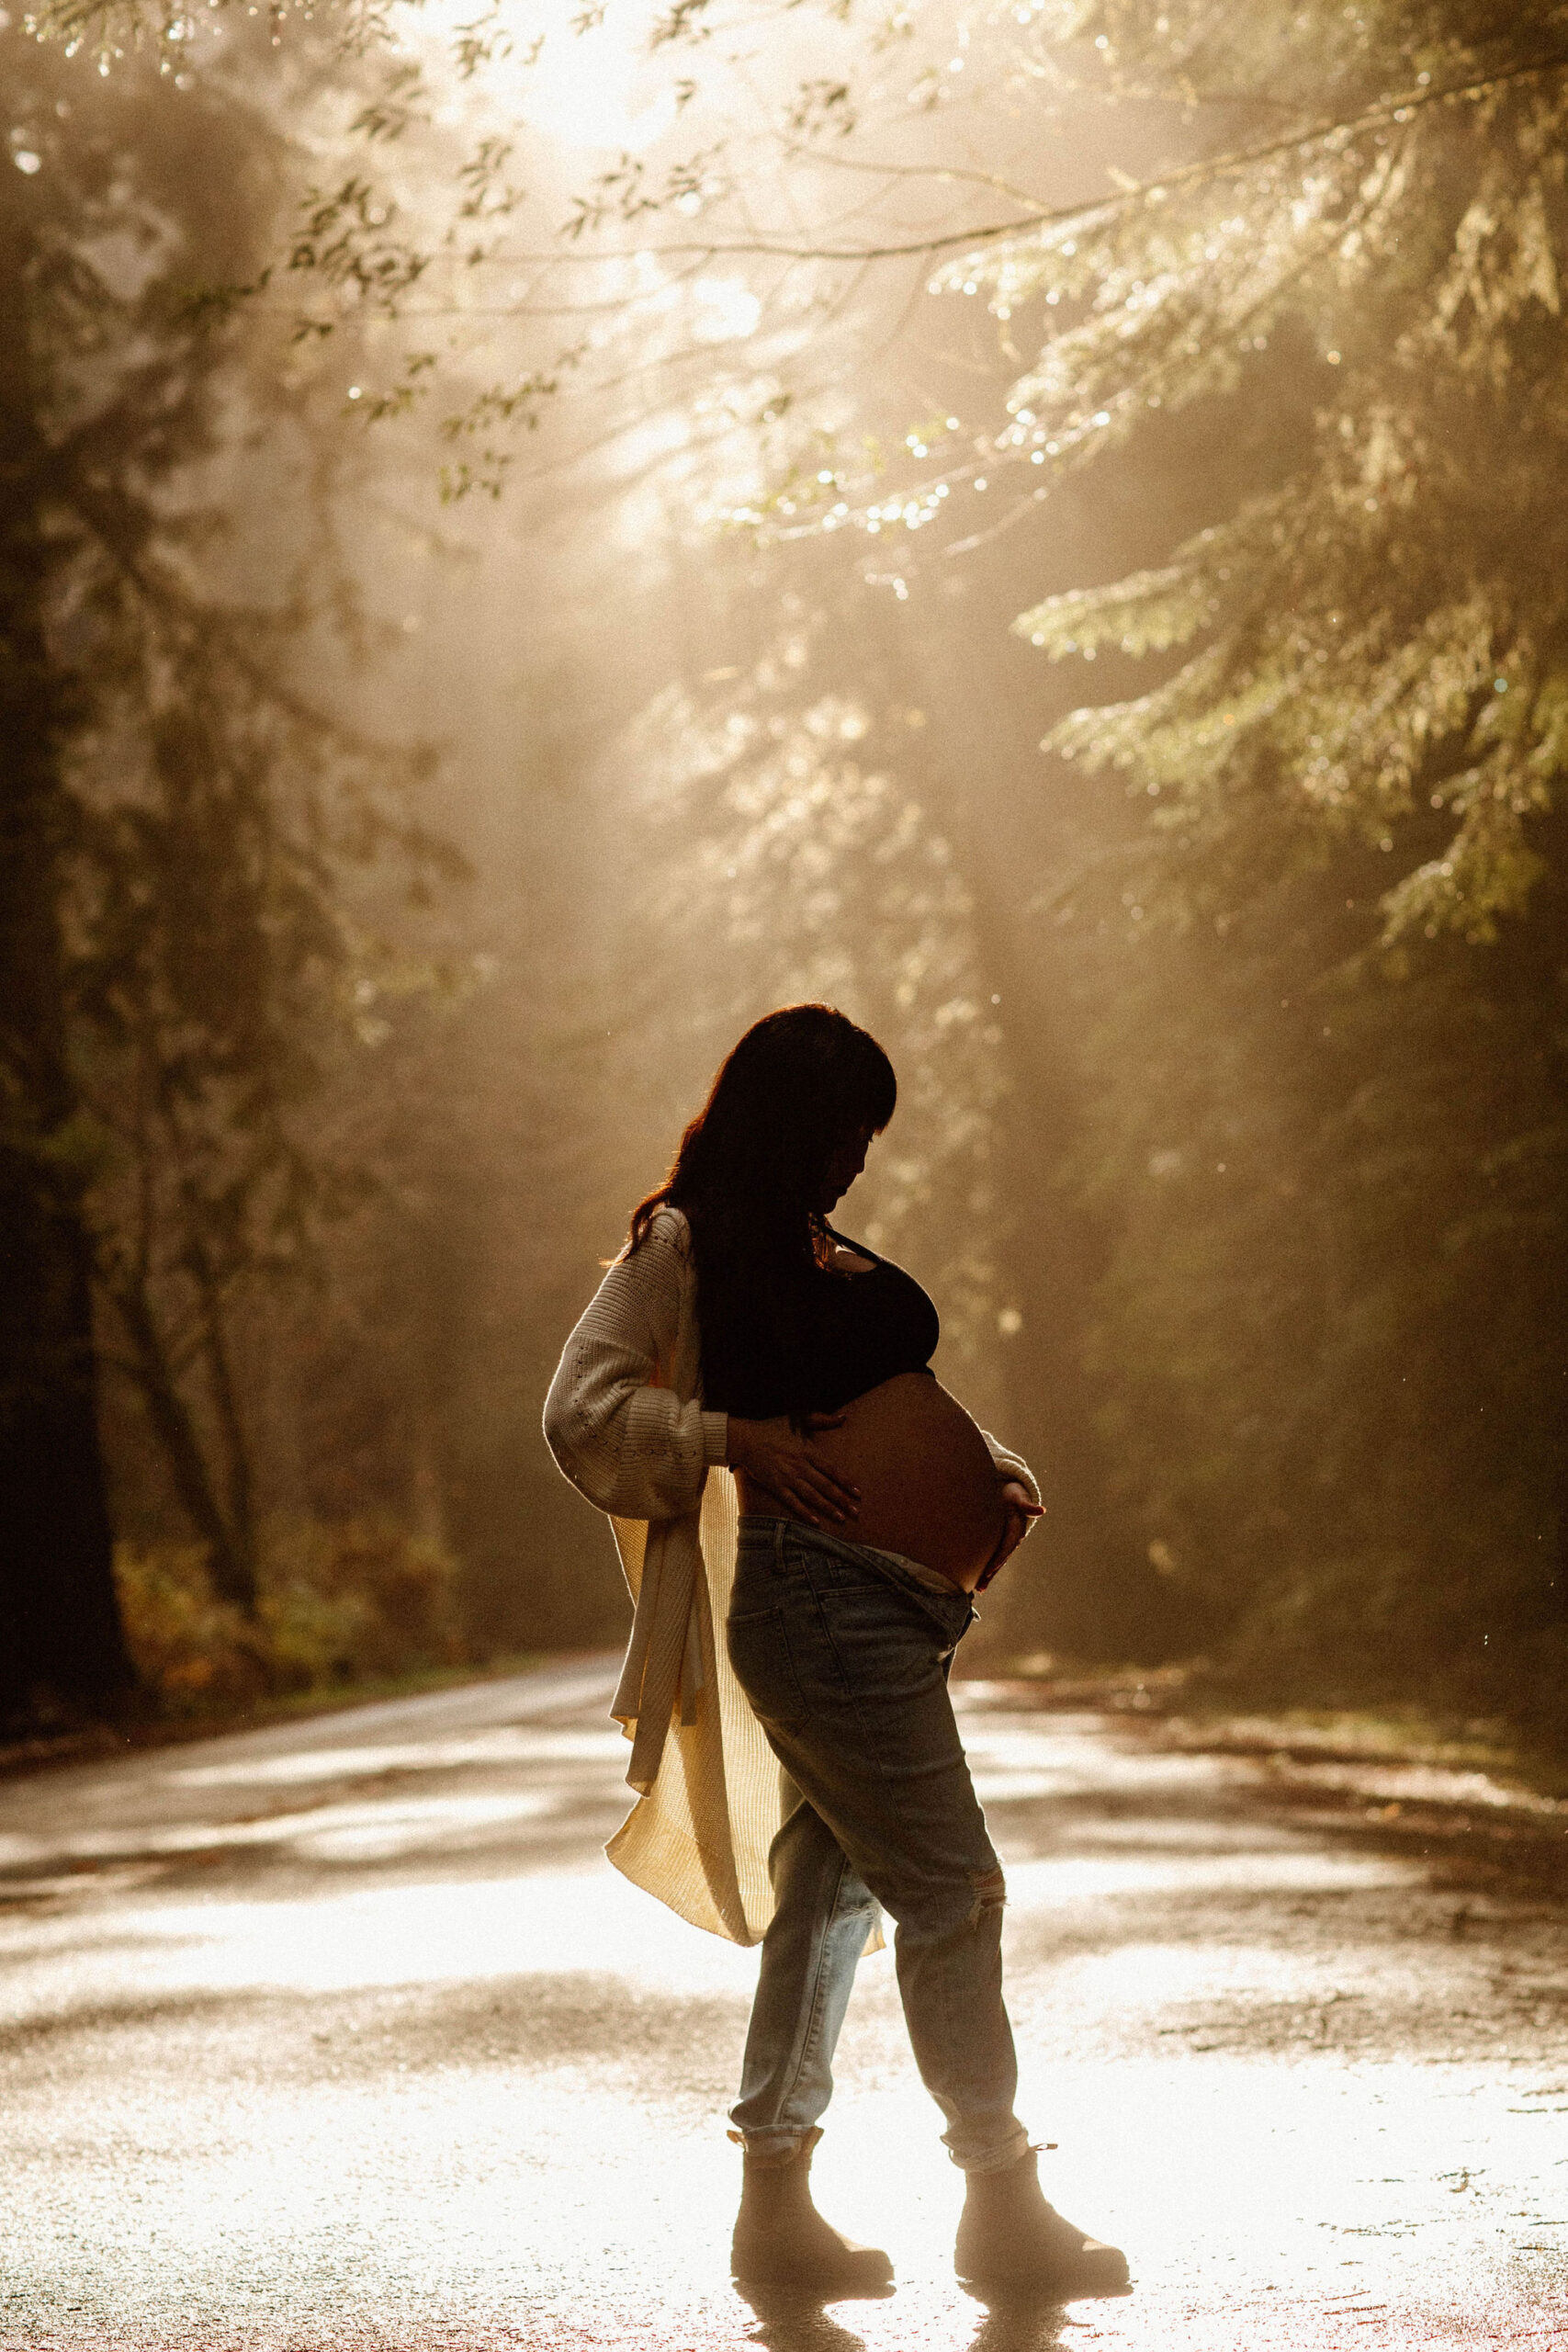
xmin=2 ymin=1660 xmax=1565 ymax=2351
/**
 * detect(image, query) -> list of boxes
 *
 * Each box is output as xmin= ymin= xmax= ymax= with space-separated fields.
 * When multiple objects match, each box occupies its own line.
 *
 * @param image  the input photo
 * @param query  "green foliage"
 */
xmin=115 ymin=1518 xmax=468 ymax=1717
xmin=911 ymin=3 xmax=1568 ymax=1713
xmin=3 ymin=25 xmax=453 ymax=1612
xmin=12 ymin=0 xmax=1562 ymax=1735
xmin=1040 ymin=732 xmax=1567 ymax=1712
xmin=944 ymin=4 xmax=1568 ymax=945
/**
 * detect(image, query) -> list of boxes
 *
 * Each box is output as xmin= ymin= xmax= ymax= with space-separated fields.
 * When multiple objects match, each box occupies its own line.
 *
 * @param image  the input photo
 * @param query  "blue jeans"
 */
xmin=725 ymin=1515 xmax=1031 ymax=2175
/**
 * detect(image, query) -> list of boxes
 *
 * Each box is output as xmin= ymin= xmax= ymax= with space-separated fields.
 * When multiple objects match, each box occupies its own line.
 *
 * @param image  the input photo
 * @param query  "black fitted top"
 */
xmin=704 ymin=1224 xmax=940 ymax=1420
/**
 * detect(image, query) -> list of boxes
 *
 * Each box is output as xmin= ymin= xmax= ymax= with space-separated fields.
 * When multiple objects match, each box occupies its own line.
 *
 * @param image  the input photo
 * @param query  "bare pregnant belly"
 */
xmin=736 ymin=1372 xmax=1006 ymax=1591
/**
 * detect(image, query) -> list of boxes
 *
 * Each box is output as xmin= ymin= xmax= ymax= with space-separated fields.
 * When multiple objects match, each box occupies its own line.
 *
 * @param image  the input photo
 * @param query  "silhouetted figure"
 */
xmin=546 ymin=1004 xmax=1128 ymax=2297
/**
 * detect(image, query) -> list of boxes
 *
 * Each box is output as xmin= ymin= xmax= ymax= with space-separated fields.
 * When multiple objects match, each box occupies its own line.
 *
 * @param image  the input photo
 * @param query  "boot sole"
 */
xmin=733 ymin=2253 xmax=895 ymax=2290
xmin=955 ymin=2257 xmax=1131 ymax=2296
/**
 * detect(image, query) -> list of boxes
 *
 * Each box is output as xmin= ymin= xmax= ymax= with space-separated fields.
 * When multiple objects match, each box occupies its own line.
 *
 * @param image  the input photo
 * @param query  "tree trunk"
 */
xmin=107 ymin=1276 xmax=258 ymax=1613
xmin=0 ymin=197 xmax=135 ymax=1721
xmin=193 ymin=1257 xmax=260 ymax=1611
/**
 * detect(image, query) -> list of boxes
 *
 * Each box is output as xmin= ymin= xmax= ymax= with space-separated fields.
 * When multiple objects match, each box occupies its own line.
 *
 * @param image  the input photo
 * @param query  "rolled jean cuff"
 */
xmin=944 ymin=2117 xmax=1032 ymax=2176
xmin=729 ymin=2125 xmax=816 ymax=2166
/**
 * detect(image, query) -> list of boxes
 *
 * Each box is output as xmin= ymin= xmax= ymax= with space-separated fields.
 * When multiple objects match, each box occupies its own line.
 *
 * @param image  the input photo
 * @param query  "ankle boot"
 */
xmin=730 ymin=2128 xmax=895 ymax=2290
xmin=954 ymin=2147 xmax=1129 ymax=2294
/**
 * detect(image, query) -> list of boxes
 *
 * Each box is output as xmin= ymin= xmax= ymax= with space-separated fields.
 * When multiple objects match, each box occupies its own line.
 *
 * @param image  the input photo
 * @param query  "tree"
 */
xmin=569 ymin=0 xmax=1568 ymax=1701
xmin=930 ymin=2 xmax=1568 ymax=1703
xmin=0 ymin=22 xmax=446 ymax=1715
xmin=19 ymin=0 xmax=1565 ymax=1717
xmin=268 ymin=0 xmax=1568 ymax=1702
xmin=0 ymin=141 xmax=130 ymax=1714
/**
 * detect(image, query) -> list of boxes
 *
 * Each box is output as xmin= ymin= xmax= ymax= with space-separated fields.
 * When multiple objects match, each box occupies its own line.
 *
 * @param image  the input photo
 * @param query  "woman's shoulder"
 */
xmin=631 ymin=1203 xmax=694 ymax=1260
xmin=594 ymin=1204 xmax=694 ymax=1330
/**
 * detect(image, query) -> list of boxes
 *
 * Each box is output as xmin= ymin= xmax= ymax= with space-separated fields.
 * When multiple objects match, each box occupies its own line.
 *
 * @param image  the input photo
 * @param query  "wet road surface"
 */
xmin=2 ymin=1658 xmax=1565 ymax=2350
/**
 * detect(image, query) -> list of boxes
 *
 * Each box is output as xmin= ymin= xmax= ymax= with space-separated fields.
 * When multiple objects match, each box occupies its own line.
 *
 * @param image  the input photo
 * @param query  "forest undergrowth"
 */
xmin=111 ymin=1520 xmax=475 ymax=1724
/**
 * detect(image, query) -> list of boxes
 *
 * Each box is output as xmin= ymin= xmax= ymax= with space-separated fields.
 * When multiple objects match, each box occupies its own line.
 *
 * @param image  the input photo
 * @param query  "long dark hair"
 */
xmin=626 ymin=1004 xmax=897 ymax=1411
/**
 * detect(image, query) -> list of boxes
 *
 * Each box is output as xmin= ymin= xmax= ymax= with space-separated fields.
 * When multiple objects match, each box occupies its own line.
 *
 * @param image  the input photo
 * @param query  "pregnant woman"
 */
xmin=544 ymin=1004 xmax=1127 ymax=2298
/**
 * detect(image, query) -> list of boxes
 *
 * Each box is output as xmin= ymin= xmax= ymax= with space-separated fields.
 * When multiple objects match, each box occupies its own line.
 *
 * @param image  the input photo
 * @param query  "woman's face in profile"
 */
xmin=818 ymin=1122 xmax=877 ymax=1214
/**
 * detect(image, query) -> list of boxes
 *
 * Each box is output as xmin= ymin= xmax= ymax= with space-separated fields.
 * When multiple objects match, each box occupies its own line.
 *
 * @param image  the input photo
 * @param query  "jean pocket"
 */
xmin=726 ymin=1606 xmax=807 ymax=1725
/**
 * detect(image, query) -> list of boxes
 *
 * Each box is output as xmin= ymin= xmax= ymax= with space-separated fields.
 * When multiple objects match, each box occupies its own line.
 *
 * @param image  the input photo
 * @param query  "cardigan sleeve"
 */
xmin=543 ymin=1217 xmax=729 ymax=1523
xmin=980 ymin=1428 xmax=1041 ymax=1506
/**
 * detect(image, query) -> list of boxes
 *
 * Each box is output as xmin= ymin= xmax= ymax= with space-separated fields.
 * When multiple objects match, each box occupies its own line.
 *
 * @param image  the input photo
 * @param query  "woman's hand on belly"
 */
xmin=976 ymin=1479 xmax=1044 ymax=1589
xmin=727 ymin=1412 xmax=861 ymax=1528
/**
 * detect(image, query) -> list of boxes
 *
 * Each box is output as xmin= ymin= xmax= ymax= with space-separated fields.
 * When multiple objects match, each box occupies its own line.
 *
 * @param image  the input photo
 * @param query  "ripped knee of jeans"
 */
xmin=965 ymin=1865 xmax=1007 ymax=1930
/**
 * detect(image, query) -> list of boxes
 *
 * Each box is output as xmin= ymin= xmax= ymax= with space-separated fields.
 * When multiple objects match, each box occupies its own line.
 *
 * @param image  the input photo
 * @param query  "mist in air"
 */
xmin=5 ymin=9 xmax=1568 ymax=2349
xmin=4 ymin=0 xmax=1562 ymax=1739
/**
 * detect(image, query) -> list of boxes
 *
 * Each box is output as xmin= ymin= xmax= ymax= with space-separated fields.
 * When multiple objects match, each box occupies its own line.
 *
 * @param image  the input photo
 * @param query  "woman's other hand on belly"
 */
xmin=976 ymin=1480 xmax=1044 ymax=1590
xmin=728 ymin=1412 xmax=861 ymax=1528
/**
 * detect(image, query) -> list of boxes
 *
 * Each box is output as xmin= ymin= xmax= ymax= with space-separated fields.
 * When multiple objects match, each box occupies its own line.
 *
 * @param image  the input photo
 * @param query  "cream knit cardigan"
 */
xmin=543 ymin=1204 xmax=1039 ymax=1947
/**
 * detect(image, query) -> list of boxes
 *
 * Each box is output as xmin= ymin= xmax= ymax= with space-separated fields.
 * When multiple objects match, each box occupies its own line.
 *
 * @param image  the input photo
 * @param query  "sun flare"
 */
xmin=399 ymin=0 xmax=680 ymax=153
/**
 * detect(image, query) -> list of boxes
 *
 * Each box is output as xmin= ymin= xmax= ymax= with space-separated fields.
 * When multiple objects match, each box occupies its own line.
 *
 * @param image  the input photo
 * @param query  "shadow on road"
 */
xmin=733 ymin=2272 xmax=1133 ymax=2352
xmin=736 ymin=2279 xmax=897 ymax=2352
xmin=3 ymin=1664 xmax=1565 ymax=2351
xmin=964 ymin=2280 xmax=1134 ymax=2350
